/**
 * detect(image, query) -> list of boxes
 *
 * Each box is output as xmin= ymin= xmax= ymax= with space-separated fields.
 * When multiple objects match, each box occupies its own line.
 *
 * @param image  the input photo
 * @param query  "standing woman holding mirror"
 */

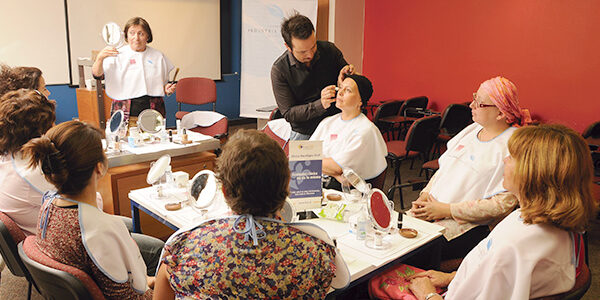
xmin=92 ymin=17 xmax=176 ymax=124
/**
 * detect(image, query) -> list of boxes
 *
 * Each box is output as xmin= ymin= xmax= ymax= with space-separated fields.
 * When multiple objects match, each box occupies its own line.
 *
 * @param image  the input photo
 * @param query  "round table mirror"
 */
xmin=102 ymin=22 xmax=124 ymax=48
xmin=189 ymin=170 xmax=217 ymax=209
xmin=106 ymin=110 xmax=124 ymax=134
xmin=138 ymin=109 xmax=164 ymax=134
xmin=147 ymin=154 xmax=171 ymax=185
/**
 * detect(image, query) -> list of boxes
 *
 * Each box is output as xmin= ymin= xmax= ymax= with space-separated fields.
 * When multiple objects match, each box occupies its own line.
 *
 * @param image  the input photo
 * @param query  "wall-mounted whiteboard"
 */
xmin=0 ymin=0 xmax=70 ymax=84
xmin=1 ymin=0 xmax=220 ymax=85
xmin=67 ymin=0 xmax=221 ymax=85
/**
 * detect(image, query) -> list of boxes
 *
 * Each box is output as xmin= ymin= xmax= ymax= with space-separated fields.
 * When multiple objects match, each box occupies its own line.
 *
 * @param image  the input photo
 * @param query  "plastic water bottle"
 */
xmin=356 ymin=211 xmax=367 ymax=240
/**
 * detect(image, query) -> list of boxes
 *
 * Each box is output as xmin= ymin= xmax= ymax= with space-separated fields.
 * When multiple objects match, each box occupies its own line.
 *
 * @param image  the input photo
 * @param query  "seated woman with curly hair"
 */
xmin=0 ymin=89 xmax=56 ymax=235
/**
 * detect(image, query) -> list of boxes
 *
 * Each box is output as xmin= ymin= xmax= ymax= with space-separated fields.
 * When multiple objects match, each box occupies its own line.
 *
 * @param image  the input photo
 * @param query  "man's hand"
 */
xmin=337 ymin=64 xmax=355 ymax=85
xmin=320 ymin=85 xmax=337 ymax=109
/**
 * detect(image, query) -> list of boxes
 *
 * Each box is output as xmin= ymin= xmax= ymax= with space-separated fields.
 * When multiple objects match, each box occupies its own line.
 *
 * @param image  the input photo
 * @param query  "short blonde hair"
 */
xmin=508 ymin=124 xmax=597 ymax=232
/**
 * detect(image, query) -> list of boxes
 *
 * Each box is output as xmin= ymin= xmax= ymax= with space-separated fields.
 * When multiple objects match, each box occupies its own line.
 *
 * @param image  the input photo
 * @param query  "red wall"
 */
xmin=363 ymin=0 xmax=600 ymax=132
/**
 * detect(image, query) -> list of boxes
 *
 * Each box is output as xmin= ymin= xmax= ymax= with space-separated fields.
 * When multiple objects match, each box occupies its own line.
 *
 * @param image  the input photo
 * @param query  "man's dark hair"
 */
xmin=281 ymin=13 xmax=314 ymax=49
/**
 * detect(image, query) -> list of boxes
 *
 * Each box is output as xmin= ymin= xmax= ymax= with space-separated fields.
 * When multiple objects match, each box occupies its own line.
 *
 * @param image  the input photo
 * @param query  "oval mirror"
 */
xmin=102 ymin=22 xmax=124 ymax=48
xmin=106 ymin=110 xmax=124 ymax=134
xmin=189 ymin=170 xmax=217 ymax=208
xmin=367 ymin=188 xmax=393 ymax=232
xmin=147 ymin=154 xmax=171 ymax=185
xmin=138 ymin=109 xmax=164 ymax=134
xmin=280 ymin=198 xmax=297 ymax=223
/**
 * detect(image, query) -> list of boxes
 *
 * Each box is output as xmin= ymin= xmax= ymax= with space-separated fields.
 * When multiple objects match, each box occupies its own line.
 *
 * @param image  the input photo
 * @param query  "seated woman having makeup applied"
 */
xmin=310 ymin=74 xmax=387 ymax=189
xmin=23 ymin=121 xmax=153 ymax=299
xmin=407 ymin=124 xmax=597 ymax=300
xmin=410 ymin=76 xmax=531 ymax=260
xmin=153 ymin=129 xmax=338 ymax=299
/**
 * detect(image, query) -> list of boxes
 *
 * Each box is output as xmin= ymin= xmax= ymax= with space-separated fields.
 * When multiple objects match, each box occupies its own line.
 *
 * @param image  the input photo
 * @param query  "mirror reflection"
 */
xmin=138 ymin=109 xmax=164 ymax=134
xmin=102 ymin=22 xmax=124 ymax=47
xmin=108 ymin=110 xmax=124 ymax=133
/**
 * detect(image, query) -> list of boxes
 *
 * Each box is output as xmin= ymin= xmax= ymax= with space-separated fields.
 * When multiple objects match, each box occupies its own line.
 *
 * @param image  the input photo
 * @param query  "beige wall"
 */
xmin=332 ymin=0 xmax=365 ymax=73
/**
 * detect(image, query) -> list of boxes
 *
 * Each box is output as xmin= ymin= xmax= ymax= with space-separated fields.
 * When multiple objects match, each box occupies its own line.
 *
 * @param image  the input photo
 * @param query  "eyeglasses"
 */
xmin=472 ymin=93 xmax=496 ymax=109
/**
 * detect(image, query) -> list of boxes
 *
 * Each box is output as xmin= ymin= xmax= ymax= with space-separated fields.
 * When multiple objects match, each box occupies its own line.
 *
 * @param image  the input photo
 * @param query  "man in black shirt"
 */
xmin=271 ymin=13 xmax=354 ymax=140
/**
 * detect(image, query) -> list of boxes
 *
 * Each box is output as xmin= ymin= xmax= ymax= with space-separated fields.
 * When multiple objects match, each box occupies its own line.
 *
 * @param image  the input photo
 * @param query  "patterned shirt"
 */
xmin=35 ymin=203 xmax=152 ymax=300
xmin=162 ymin=217 xmax=337 ymax=299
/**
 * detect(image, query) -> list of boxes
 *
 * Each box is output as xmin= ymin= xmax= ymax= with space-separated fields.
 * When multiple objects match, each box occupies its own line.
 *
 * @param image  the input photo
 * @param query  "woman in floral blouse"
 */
xmin=153 ymin=129 xmax=337 ymax=299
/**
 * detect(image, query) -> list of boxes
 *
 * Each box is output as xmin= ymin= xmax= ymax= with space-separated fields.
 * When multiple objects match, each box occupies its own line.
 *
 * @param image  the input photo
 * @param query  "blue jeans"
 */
xmin=118 ymin=216 xmax=165 ymax=276
xmin=290 ymin=130 xmax=311 ymax=141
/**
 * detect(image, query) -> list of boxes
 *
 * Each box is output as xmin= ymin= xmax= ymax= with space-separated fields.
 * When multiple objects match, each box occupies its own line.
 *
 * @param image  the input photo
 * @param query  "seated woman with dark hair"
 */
xmin=154 ymin=129 xmax=338 ymax=299
xmin=310 ymin=74 xmax=387 ymax=188
xmin=407 ymin=124 xmax=598 ymax=299
xmin=0 ymin=89 xmax=56 ymax=235
xmin=23 ymin=121 xmax=153 ymax=299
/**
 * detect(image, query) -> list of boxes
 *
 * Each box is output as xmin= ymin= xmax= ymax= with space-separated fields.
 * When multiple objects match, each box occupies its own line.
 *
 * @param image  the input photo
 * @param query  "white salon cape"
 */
xmin=41 ymin=196 xmax=148 ymax=293
xmin=310 ymin=113 xmax=387 ymax=180
xmin=429 ymin=123 xmax=516 ymax=205
xmin=103 ymin=45 xmax=174 ymax=101
xmin=0 ymin=154 xmax=54 ymax=235
xmin=446 ymin=210 xmax=575 ymax=299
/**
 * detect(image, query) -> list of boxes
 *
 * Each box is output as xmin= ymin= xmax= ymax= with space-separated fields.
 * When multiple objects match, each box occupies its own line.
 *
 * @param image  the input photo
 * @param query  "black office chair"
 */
xmin=395 ymin=96 xmax=429 ymax=139
xmin=0 ymin=211 xmax=38 ymax=300
xmin=18 ymin=236 xmax=106 ymax=300
xmin=372 ymin=100 xmax=403 ymax=140
xmin=386 ymin=115 xmax=441 ymax=208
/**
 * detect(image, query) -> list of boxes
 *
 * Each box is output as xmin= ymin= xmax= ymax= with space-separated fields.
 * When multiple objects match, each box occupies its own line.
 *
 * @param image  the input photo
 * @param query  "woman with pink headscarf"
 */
xmin=410 ymin=76 xmax=531 ymax=261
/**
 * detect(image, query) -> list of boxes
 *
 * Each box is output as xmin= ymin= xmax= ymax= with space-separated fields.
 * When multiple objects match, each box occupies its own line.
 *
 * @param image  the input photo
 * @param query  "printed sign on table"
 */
xmin=288 ymin=140 xmax=322 ymax=211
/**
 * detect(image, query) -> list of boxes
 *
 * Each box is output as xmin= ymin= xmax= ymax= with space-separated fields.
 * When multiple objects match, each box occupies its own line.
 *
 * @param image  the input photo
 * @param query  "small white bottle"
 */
xmin=356 ymin=210 xmax=367 ymax=240
xmin=176 ymin=119 xmax=183 ymax=137
xmin=164 ymin=165 xmax=174 ymax=189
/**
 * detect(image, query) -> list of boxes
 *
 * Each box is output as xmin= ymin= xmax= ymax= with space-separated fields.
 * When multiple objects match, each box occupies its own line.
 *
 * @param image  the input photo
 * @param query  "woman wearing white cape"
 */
xmin=24 ymin=121 xmax=152 ymax=299
xmin=406 ymin=125 xmax=597 ymax=300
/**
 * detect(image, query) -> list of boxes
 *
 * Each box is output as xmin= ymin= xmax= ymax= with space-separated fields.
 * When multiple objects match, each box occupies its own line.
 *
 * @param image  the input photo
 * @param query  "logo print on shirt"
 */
xmin=129 ymin=59 xmax=136 ymax=65
xmin=456 ymin=145 xmax=464 ymax=151
xmin=330 ymin=134 xmax=338 ymax=141
xmin=147 ymin=59 xmax=153 ymax=64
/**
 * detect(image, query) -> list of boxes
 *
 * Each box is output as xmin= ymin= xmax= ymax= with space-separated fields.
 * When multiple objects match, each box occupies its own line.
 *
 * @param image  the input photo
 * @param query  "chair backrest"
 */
xmin=19 ymin=236 xmax=106 ymax=300
xmin=269 ymin=107 xmax=283 ymax=120
xmin=176 ymin=77 xmax=217 ymax=111
xmin=262 ymin=123 xmax=289 ymax=155
xmin=0 ymin=211 xmax=29 ymax=277
xmin=399 ymin=96 xmax=428 ymax=118
xmin=189 ymin=117 xmax=228 ymax=139
xmin=373 ymin=100 xmax=403 ymax=124
xmin=404 ymin=115 xmax=441 ymax=159
xmin=366 ymin=169 xmax=387 ymax=191
xmin=582 ymin=121 xmax=600 ymax=139
xmin=439 ymin=103 xmax=473 ymax=136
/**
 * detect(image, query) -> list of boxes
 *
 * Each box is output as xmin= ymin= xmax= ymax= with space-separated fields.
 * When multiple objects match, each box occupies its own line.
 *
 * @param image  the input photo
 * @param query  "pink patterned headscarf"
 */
xmin=479 ymin=76 xmax=532 ymax=127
